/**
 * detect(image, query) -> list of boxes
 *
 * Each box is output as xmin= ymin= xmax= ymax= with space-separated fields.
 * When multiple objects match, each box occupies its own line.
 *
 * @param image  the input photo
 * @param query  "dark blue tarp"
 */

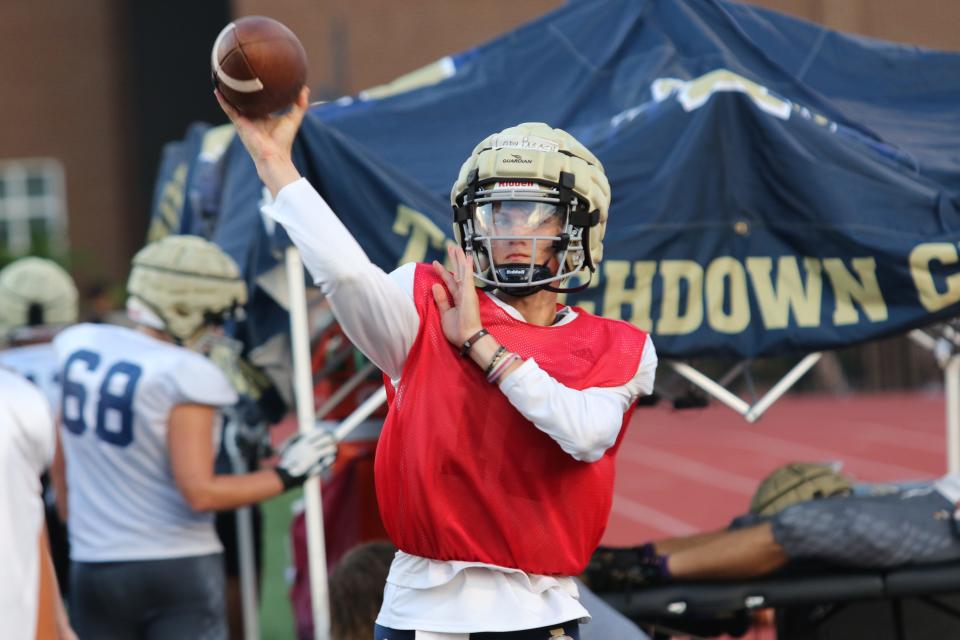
xmin=153 ymin=0 xmax=960 ymax=360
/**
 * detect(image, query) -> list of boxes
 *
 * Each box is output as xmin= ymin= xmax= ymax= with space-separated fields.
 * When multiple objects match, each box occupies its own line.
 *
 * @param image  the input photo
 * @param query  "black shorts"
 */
xmin=70 ymin=553 xmax=227 ymax=640
xmin=772 ymin=488 xmax=960 ymax=568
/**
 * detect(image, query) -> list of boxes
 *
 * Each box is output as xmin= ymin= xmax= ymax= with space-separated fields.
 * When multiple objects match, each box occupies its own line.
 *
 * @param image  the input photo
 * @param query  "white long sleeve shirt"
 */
xmin=264 ymin=178 xmax=657 ymax=633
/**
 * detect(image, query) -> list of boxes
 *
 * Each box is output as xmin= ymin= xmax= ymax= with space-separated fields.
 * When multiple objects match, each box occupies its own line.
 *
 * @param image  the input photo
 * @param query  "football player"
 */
xmin=0 ymin=257 xmax=79 ymax=603
xmin=51 ymin=235 xmax=337 ymax=639
xmin=0 ymin=257 xmax=78 ymax=408
xmin=219 ymin=86 xmax=657 ymax=640
xmin=0 ymin=365 xmax=76 ymax=640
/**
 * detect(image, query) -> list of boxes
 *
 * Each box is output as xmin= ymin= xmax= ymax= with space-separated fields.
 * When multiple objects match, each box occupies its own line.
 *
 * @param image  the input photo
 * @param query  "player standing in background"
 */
xmin=0 ymin=256 xmax=79 ymax=603
xmin=51 ymin=235 xmax=338 ymax=640
xmin=0 ymin=257 xmax=78 ymax=408
xmin=219 ymin=87 xmax=657 ymax=639
xmin=1 ymin=366 xmax=76 ymax=640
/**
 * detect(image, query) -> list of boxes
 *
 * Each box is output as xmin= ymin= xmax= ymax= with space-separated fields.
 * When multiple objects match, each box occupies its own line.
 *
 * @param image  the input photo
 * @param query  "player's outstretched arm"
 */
xmin=215 ymin=85 xmax=308 ymax=198
xmin=219 ymin=83 xmax=419 ymax=379
xmin=168 ymin=404 xmax=337 ymax=511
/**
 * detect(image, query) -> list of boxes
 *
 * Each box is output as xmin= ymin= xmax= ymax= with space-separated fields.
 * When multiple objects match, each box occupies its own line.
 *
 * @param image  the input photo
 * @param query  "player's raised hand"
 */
xmin=431 ymin=243 xmax=483 ymax=348
xmin=215 ymin=85 xmax=309 ymax=196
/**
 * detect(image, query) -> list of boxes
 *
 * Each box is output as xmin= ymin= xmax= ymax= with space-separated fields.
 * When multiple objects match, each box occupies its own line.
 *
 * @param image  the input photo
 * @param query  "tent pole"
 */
xmin=223 ymin=418 xmax=261 ymax=640
xmin=745 ymin=353 xmax=822 ymax=423
xmin=946 ymin=355 xmax=960 ymax=473
xmin=332 ymin=386 xmax=388 ymax=441
xmin=668 ymin=361 xmax=751 ymax=415
xmin=316 ymin=362 xmax=378 ymax=420
xmin=909 ymin=329 xmax=960 ymax=474
xmin=285 ymin=246 xmax=331 ymax=640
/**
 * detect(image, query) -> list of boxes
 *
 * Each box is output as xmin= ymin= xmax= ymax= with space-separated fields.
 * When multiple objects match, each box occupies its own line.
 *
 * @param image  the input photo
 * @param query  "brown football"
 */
xmin=211 ymin=16 xmax=307 ymax=118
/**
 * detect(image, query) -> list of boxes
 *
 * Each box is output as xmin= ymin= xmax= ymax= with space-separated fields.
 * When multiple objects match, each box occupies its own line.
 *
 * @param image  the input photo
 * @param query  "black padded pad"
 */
xmin=602 ymin=571 xmax=885 ymax=618
xmin=885 ymin=561 xmax=960 ymax=597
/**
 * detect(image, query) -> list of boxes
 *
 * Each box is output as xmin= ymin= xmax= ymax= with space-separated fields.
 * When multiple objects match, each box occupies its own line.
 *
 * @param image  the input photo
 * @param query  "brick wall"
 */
xmin=0 ymin=0 xmax=135 ymax=283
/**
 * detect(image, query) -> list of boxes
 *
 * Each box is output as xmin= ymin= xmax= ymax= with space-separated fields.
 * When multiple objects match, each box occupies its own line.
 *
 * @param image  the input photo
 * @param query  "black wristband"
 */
xmin=459 ymin=328 xmax=489 ymax=357
xmin=275 ymin=467 xmax=304 ymax=491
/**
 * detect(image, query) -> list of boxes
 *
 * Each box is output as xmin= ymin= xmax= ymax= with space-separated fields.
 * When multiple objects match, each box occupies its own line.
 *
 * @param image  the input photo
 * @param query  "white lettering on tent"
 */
xmin=651 ymin=69 xmax=792 ymax=120
xmin=910 ymin=242 xmax=960 ymax=312
xmin=392 ymin=204 xmax=453 ymax=268
xmin=388 ymin=208 xmax=896 ymax=335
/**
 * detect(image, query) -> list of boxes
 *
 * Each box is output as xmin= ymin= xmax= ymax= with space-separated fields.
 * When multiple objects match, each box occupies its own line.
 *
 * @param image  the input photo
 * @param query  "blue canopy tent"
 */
xmin=151 ymin=3 xmax=960 ymax=635
xmin=158 ymin=0 xmax=960 ymax=351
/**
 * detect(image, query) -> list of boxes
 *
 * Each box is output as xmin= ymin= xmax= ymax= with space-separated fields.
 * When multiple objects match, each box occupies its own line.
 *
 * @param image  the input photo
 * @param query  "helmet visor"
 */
xmin=474 ymin=201 xmax=564 ymax=239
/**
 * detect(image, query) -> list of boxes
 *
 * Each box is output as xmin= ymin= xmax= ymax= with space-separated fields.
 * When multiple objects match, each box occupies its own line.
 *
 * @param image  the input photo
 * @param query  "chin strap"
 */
xmin=544 ymin=269 xmax=594 ymax=294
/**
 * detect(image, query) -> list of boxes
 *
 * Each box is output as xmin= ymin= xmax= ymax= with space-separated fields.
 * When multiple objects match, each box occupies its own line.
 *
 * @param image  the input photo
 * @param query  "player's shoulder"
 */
xmin=174 ymin=346 xmax=229 ymax=379
xmin=0 ymin=366 xmax=43 ymax=397
xmin=56 ymin=323 xmax=168 ymax=358
xmin=53 ymin=322 xmax=124 ymax=353
xmin=170 ymin=350 xmax=238 ymax=408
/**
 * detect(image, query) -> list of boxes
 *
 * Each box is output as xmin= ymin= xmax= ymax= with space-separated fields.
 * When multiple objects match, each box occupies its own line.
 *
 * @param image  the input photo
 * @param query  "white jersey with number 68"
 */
xmin=53 ymin=323 xmax=238 ymax=562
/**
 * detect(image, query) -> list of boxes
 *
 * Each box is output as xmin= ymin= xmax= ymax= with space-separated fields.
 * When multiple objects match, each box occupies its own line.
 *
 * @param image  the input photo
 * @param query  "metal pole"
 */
xmin=668 ymin=361 xmax=751 ymax=415
xmin=332 ymin=386 xmax=388 ymax=441
xmin=946 ymin=355 xmax=960 ymax=473
xmin=285 ymin=246 xmax=330 ymax=640
xmin=223 ymin=419 xmax=260 ymax=640
xmin=315 ymin=362 xmax=378 ymax=420
xmin=745 ymin=352 xmax=822 ymax=423
xmin=909 ymin=329 xmax=959 ymax=473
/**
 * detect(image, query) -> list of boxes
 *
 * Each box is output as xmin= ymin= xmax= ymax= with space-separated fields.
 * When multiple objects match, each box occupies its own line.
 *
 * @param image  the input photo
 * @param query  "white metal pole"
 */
xmin=223 ymin=419 xmax=261 ymax=640
xmin=745 ymin=352 xmax=822 ymax=423
xmin=333 ymin=386 xmax=388 ymax=441
xmin=668 ymin=361 xmax=751 ymax=415
xmin=285 ymin=246 xmax=330 ymax=640
xmin=316 ymin=362 xmax=378 ymax=420
xmin=946 ymin=355 xmax=960 ymax=473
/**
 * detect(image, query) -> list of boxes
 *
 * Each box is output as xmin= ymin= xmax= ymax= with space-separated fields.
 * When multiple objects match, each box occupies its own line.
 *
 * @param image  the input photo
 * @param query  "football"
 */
xmin=211 ymin=16 xmax=307 ymax=118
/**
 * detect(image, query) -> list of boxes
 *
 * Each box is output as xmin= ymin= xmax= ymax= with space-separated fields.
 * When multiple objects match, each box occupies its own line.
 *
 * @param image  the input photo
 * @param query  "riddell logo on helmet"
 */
xmin=495 ymin=181 xmax=537 ymax=188
xmin=503 ymin=154 xmax=533 ymax=165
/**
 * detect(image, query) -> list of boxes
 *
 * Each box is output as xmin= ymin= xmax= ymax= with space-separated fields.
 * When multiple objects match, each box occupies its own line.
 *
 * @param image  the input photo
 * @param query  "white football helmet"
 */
xmin=451 ymin=122 xmax=611 ymax=296
xmin=126 ymin=235 xmax=248 ymax=346
xmin=0 ymin=257 xmax=78 ymax=343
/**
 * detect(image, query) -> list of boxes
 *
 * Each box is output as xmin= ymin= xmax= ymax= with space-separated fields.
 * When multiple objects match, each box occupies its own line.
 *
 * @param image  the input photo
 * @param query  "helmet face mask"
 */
xmin=451 ymin=123 xmax=610 ymax=296
xmin=463 ymin=182 xmax=585 ymax=296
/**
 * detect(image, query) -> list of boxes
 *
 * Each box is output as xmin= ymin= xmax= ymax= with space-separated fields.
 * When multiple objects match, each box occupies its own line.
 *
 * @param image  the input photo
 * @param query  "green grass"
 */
xmin=259 ymin=489 xmax=301 ymax=640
